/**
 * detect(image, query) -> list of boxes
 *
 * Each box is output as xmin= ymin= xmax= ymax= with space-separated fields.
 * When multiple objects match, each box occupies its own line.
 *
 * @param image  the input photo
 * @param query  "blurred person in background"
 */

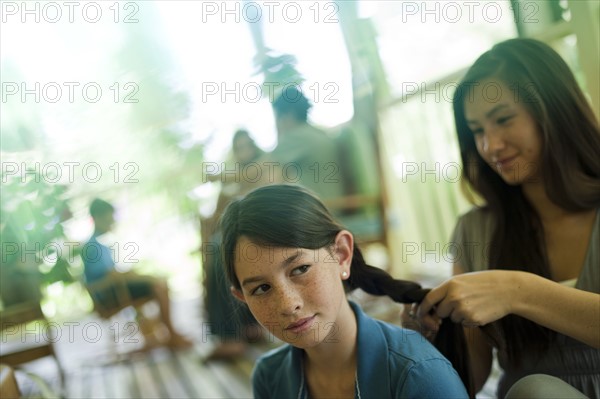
xmin=267 ymin=86 xmax=346 ymax=204
xmin=202 ymin=129 xmax=266 ymax=361
xmin=82 ymin=198 xmax=193 ymax=349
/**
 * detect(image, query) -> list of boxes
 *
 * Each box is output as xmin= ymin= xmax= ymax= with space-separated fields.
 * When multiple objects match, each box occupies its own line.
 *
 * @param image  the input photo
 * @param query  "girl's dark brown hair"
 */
xmin=219 ymin=184 xmax=474 ymax=396
xmin=453 ymin=38 xmax=600 ymax=365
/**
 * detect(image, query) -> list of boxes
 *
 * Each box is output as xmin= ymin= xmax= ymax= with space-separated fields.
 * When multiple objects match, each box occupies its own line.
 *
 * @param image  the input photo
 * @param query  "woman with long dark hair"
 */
xmin=417 ymin=38 xmax=600 ymax=398
xmin=219 ymin=184 xmax=468 ymax=398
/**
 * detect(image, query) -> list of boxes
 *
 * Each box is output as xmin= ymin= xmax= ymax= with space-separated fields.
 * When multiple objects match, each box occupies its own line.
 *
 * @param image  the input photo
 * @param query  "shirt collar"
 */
xmin=351 ymin=301 xmax=391 ymax=398
xmin=290 ymin=301 xmax=391 ymax=399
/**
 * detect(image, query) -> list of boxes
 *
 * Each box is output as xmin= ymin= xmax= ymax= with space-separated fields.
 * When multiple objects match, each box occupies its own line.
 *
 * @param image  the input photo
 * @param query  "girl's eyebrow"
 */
xmin=240 ymin=250 xmax=305 ymax=288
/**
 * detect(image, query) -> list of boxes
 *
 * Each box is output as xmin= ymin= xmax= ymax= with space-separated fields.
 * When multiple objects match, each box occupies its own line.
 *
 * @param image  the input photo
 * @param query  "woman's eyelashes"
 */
xmin=497 ymin=115 xmax=514 ymax=125
xmin=471 ymin=126 xmax=483 ymax=135
xmin=470 ymin=115 xmax=515 ymax=135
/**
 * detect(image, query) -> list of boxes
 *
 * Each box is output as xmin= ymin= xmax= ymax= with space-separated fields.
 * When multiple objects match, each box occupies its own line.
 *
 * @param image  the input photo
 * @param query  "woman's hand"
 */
xmin=417 ymin=270 xmax=520 ymax=331
xmin=418 ymin=270 xmax=600 ymax=348
xmin=400 ymin=303 xmax=440 ymax=341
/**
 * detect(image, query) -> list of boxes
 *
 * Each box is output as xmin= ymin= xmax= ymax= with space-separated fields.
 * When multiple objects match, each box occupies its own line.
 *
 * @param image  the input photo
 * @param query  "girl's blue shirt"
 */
xmin=252 ymin=301 xmax=469 ymax=399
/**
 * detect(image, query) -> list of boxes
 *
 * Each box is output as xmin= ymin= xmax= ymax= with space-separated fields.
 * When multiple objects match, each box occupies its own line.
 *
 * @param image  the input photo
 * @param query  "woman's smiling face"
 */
xmin=231 ymin=234 xmax=351 ymax=349
xmin=464 ymin=79 xmax=543 ymax=186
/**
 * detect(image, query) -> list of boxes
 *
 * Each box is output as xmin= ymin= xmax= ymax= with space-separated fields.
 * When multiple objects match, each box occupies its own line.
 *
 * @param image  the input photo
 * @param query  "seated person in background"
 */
xmin=205 ymin=129 xmax=264 ymax=196
xmin=203 ymin=129 xmax=265 ymax=360
xmin=82 ymin=198 xmax=192 ymax=349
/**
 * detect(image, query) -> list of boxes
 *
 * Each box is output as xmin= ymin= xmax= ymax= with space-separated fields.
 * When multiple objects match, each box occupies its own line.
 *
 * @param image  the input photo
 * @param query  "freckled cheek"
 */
xmin=309 ymin=280 xmax=336 ymax=310
xmin=247 ymin=300 xmax=280 ymax=325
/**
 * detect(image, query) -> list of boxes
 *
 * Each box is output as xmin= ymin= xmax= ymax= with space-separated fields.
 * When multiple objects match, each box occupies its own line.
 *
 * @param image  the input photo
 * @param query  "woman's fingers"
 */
xmin=420 ymin=311 xmax=442 ymax=332
xmin=400 ymin=303 xmax=414 ymax=324
xmin=417 ymin=284 xmax=447 ymax=318
xmin=401 ymin=303 xmax=441 ymax=337
xmin=417 ymin=285 xmax=447 ymax=331
xmin=416 ymin=271 xmax=516 ymax=330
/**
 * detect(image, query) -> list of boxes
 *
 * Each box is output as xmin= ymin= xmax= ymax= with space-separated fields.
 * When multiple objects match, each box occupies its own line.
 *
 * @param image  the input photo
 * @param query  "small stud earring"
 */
xmin=342 ymin=271 xmax=348 ymax=278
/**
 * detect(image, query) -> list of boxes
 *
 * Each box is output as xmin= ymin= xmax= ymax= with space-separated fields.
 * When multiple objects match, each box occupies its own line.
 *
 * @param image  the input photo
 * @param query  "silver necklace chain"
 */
xmin=297 ymin=359 xmax=361 ymax=399
xmin=355 ymin=371 xmax=361 ymax=399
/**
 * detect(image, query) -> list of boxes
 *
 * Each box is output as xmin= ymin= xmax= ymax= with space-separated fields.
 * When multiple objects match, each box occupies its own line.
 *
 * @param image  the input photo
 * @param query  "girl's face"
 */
xmin=231 ymin=232 xmax=353 ymax=349
xmin=464 ymin=79 xmax=543 ymax=185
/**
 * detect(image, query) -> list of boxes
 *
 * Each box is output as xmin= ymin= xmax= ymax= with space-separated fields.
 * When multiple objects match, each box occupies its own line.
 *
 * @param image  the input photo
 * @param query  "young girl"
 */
xmin=219 ymin=184 xmax=468 ymax=399
xmin=417 ymin=38 xmax=600 ymax=398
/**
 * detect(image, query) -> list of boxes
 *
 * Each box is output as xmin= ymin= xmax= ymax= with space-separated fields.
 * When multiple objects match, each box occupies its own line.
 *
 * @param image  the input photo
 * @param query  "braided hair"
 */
xmin=219 ymin=184 xmax=474 ymax=396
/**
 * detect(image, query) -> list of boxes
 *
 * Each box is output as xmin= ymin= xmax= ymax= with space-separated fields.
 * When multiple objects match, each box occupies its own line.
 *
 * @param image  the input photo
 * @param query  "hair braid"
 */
xmin=346 ymin=247 xmax=429 ymax=303
xmin=346 ymin=246 xmax=475 ymax=397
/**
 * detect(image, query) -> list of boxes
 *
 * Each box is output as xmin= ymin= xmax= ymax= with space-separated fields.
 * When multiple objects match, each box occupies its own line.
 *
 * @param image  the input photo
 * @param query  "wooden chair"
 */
xmin=0 ymin=364 xmax=20 ymax=399
xmin=85 ymin=274 xmax=154 ymax=320
xmin=324 ymin=193 xmax=386 ymax=246
xmin=0 ymin=301 xmax=65 ymax=389
xmin=329 ymin=122 xmax=389 ymax=249
xmin=83 ymin=274 xmax=163 ymax=359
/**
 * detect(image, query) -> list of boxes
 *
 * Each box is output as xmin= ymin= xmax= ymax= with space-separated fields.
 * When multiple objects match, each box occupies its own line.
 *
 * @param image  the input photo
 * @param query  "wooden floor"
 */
xmin=9 ymin=294 xmax=266 ymax=399
xmin=6 ymin=291 xmax=499 ymax=398
xmin=16 ymin=348 xmax=258 ymax=399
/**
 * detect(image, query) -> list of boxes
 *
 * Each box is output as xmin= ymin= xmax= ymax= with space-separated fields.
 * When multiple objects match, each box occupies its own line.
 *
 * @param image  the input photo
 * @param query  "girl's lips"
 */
xmin=285 ymin=316 xmax=316 ymax=334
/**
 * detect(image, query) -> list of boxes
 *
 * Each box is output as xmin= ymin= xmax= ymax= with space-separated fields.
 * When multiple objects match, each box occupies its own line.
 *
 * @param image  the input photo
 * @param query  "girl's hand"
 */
xmin=417 ymin=271 xmax=519 ymax=330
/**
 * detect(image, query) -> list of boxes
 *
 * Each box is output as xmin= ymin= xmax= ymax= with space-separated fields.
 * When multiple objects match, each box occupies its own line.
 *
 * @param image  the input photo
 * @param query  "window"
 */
xmin=369 ymin=0 xmax=517 ymax=279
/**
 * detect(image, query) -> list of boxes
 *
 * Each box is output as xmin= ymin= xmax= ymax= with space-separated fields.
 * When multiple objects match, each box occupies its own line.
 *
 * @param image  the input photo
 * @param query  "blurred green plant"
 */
xmin=1 ymin=4 xmax=209 ymax=313
xmin=1 ymin=169 xmax=75 ymax=307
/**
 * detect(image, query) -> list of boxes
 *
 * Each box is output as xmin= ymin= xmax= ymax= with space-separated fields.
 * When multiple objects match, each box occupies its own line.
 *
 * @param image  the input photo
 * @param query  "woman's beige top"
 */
xmin=449 ymin=207 xmax=599 ymax=398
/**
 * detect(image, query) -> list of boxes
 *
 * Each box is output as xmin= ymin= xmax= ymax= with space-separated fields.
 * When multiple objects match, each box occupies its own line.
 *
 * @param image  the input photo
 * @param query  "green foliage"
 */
xmin=1 ymin=172 xmax=70 ymax=265
xmin=0 ymin=3 xmax=205 ymax=309
xmin=1 ymin=169 xmax=73 ymax=306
